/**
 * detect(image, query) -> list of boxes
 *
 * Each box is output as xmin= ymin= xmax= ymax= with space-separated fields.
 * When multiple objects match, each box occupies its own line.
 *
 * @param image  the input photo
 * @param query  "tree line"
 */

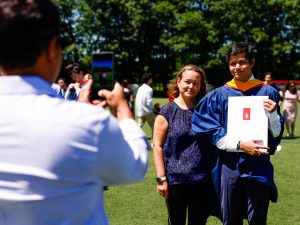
xmin=57 ymin=0 xmax=300 ymax=92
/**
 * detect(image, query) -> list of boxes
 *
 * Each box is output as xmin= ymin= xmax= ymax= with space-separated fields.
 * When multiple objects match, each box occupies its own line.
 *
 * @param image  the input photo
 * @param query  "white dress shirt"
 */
xmin=135 ymin=83 xmax=154 ymax=117
xmin=0 ymin=75 xmax=149 ymax=225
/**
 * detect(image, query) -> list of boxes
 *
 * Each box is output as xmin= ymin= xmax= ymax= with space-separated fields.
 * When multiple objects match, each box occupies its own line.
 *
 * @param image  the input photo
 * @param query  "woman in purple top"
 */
xmin=153 ymin=65 xmax=217 ymax=225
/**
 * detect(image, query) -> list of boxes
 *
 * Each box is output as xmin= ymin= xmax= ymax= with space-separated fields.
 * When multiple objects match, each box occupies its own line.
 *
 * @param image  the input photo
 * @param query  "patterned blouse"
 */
xmin=159 ymin=101 xmax=212 ymax=185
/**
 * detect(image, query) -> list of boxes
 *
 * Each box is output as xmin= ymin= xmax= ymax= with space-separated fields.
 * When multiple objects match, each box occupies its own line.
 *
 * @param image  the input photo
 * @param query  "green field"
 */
xmin=104 ymin=99 xmax=300 ymax=225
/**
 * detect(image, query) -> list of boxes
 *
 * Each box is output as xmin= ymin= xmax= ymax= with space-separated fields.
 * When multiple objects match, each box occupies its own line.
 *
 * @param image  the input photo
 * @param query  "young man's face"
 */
xmin=229 ymin=53 xmax=255 ymax=82
xmin=264 ymin=74 xmax=272 ymax=84
xmin=58 ymin=79 xmax=66 ymax=88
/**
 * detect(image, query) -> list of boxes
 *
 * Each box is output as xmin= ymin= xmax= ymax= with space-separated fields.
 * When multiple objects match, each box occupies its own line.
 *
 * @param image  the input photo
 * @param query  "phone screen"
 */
xmin=91 ymin=52 xmax=114 ymax=100
xmin=92 ymin=52 xmax=114 ymax=89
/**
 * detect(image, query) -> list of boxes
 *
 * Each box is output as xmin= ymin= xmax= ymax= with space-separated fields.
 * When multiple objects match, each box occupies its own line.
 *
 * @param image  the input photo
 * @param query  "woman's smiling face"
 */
xmin=177 ymin=70 xmax=201 ymax=99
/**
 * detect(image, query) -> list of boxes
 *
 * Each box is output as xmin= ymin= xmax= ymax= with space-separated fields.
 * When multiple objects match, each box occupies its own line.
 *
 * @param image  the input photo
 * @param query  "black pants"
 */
xmin=166 ymin=183 xmax=212 ymax=225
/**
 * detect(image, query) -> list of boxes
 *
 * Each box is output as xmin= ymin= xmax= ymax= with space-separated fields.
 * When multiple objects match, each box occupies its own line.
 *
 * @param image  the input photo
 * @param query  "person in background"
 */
xmin=167 ymin=78 xmax=176 ymax=102
xmin=51 ymin=78 xmax=67 ymax=98
xmin=122 ymin=79 xmax=135 ymax=114
xmin=264 ymin=72 xmax=281 ymax=92
xmin=57 ymin=77 xmax=68 ymax=98
xmin=135 ymin=73 xmax=155 ymax=132
xmin=0 ymin=1 xmax=149 ymax=225
xmin=65 ymin=63 xmax=88 ymax=100
xmin=152 ymin=102 xmax=161 ymax=116
xmin=153 ymin=65 xmax=218 ymax=225
xmin=192 ymin=42 xmax=283 ymax=225
xmin=282 ymin=80 xmax=300 ymax=138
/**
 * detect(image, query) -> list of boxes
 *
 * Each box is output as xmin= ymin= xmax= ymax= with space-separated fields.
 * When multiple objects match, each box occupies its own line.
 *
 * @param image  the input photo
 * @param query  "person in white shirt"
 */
xmin=57 ymin=77 xmax=68 ymax=97
xmin=0 ymin=1 xmax=149 ymax=225
xmin=135 ymin=73 xmax=156 ymax=132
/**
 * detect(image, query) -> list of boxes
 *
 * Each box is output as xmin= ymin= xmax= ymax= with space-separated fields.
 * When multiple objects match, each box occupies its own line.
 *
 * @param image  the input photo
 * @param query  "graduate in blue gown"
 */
xmin=192 ymin=42 xmax=284 ymax=225
xmin=64 ymin=63 xmax=89 ymax=101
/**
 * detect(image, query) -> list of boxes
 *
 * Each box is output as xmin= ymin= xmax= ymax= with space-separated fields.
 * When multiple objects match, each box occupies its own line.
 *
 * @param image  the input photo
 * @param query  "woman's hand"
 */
xmin=157 ymin=181 xmax=168 ymax=199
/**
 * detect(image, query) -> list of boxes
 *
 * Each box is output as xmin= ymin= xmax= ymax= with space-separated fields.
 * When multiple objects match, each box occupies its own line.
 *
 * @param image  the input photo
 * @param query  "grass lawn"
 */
xmin=104 ymin=99 xmax=300 ymax=225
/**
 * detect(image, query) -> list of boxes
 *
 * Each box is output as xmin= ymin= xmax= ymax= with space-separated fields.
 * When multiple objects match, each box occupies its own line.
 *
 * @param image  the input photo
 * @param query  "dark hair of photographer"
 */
xmin=0 ymin=0 xmax=61 ymax=69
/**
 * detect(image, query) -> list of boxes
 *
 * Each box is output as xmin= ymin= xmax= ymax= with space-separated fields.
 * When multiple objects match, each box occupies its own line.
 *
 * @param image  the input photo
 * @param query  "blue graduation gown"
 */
xmin=192 ymin=80 xmax=284 ymax=203
xmin=67 ymin=81 xmax=88 ymax=101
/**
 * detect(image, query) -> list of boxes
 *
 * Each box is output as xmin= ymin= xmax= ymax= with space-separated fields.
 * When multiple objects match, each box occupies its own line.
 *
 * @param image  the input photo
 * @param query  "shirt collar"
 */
xmin=0 ymin=75 xmax=57 ymax=97
xmin=248 ymin=74 xmax=255 ymax=80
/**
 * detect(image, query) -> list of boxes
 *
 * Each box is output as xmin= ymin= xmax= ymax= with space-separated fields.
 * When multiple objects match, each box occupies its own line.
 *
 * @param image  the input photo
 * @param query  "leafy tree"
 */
xmin=201 ymin=0 xmax=300 ymax=82
xmin=57 ymin=0 xmax=300 ymax=89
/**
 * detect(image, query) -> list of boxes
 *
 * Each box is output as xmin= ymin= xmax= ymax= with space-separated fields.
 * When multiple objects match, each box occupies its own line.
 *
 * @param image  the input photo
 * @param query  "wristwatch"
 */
xmin=156 ymin=176 xmax=167 ymax=184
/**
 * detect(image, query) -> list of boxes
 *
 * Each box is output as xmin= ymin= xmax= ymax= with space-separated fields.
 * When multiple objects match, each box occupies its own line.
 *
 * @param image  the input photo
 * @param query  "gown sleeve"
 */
xmin=192 ymin=88 xmax=228 ymax=145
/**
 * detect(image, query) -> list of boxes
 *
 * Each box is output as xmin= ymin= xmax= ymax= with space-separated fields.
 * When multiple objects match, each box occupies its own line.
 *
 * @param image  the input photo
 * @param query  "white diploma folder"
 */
xmin=227 ymin=96 xmax=268 ymax=146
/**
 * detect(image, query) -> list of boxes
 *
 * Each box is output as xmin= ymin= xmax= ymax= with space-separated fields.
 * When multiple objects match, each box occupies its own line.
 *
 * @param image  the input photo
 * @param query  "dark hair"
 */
xmin=226 ymin=42 xmax=254 ymax=64
xmin=142 ymin=73 xmax=152 ymax=83
xmin=167 ymin=64 xmax=206 ymax=101
xmin=57 ymin=77 xmax=65 ymax=82
xmin=286 ymin=80 xmax=297 ymax=94
xmin=121 ymin=79 xmax=129 ymax=88
xmin=65 ymin=63 xmax=84 ymax=75
xmin=0 ymin=0 xmax=61 ymax=69
xmin=264 ymin=71 xmax=272 ymax=78
xmin=265 ymin=71 xmax=271 ymax=76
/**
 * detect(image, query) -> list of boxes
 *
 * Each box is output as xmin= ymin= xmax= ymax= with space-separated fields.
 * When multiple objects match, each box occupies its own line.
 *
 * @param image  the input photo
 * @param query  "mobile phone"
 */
xmin=91 ymin=52 xmax=114 ymax=100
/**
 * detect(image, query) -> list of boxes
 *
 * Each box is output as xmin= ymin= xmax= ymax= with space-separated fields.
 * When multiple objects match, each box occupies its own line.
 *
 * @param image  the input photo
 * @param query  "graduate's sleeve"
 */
xmin=268 ymin=89 xmax=284 ymax=154
xmin=192 ymin=90 xmax=227 ymax=199
xmin=267 ymin=85 xmax=282 ymax=138
xmin=192 ymin=90 xmax=228 ymax=145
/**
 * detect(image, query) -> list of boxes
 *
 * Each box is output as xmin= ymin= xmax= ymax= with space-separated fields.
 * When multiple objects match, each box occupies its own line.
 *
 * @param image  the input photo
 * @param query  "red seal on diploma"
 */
xmin=243 ymin=108 xmax=251 ymax=120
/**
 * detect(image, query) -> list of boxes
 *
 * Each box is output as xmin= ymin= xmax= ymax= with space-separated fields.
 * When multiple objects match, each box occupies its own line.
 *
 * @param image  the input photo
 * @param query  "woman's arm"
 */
xmin=153 ymin=114 xmax=169 ymax=199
